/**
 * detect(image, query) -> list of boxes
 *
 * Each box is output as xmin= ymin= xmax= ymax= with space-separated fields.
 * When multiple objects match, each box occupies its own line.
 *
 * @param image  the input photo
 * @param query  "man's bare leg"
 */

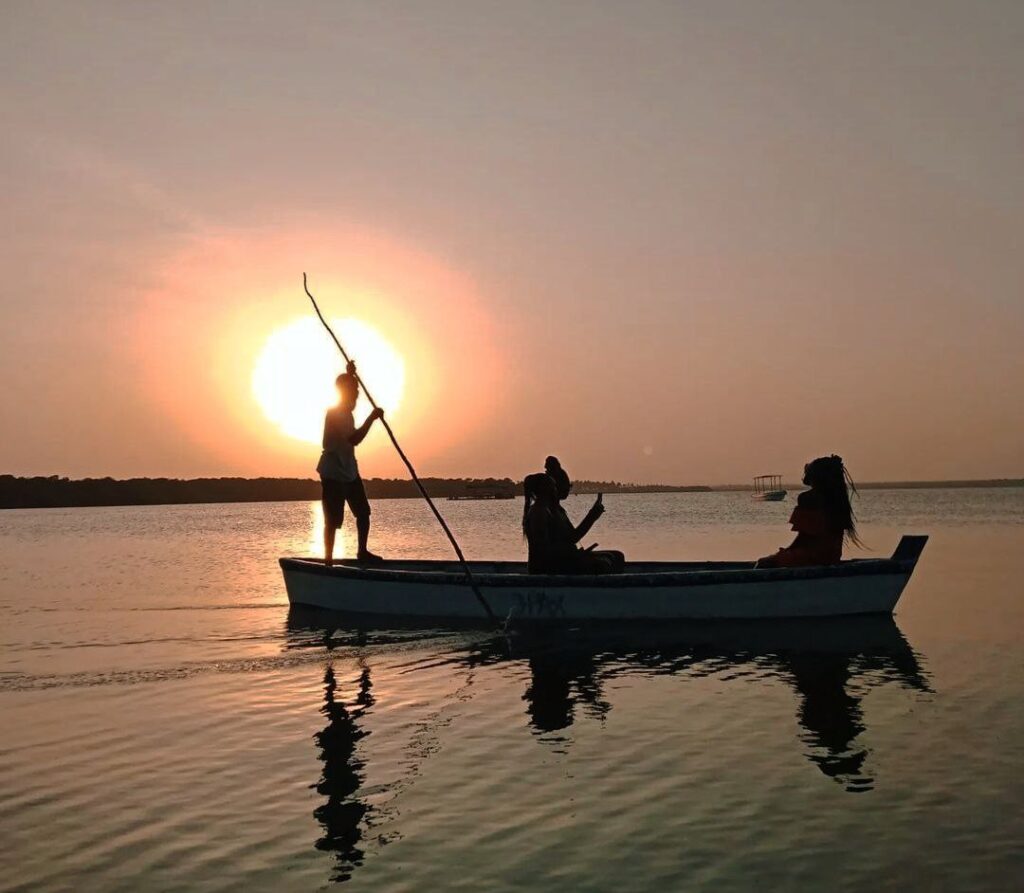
xmin=324 ymin=525 xmax=336 ymax=567
xmin=355 ymin=514 xmax=382 ymax=563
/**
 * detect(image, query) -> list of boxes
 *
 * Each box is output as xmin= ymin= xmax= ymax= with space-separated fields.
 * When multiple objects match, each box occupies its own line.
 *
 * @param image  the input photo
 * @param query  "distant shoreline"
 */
xmin=0 ymin=475 xmax=708 ymax=510
xmin=714 ymin=479 xmax=1024 ymax=492
xmin=1 ymin=475 xmax=1020 ymax=510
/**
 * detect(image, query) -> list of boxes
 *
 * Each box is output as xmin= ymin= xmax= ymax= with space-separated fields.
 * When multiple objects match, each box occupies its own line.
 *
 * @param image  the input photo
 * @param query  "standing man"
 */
xmin=317 ymin=361 xmax=385 ymax=566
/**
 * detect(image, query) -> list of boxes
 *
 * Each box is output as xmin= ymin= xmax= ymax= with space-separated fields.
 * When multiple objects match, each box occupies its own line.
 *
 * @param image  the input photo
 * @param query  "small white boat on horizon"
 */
xmin=279 ymin=535 xmax=928 ymax=623
xmin=753 ymin=474 xmax=788 ymax=501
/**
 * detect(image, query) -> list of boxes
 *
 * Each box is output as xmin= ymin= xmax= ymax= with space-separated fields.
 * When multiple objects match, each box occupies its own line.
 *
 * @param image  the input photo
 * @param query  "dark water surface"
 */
xmin=2 ymin=490 xmax=1023 ymax=891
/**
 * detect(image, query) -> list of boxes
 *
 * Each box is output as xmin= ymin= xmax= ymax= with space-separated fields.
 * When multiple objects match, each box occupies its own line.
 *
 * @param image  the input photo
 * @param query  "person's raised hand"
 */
xmin=370 ymin=407 xmax=385 ymax=421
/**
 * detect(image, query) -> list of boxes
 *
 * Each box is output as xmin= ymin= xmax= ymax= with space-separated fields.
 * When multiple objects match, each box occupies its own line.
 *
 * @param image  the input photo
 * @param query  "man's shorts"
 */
xmin=321 ymin=477 xmax=371 ymax=529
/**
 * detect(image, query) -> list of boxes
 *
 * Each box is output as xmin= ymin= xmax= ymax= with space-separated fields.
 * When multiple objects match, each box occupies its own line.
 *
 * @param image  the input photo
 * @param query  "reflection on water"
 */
xmin=3 ymin=497 xmax=1022 ymax=891
xmin=489 ymin=619 xmax=928 ymax=792
xmin=287 ymin=611 xmax=932 ymax=881
xmin=790 ymin=654 xmax=871 ymax=788
xmin=523 ymin=649 xmax=610 ymax=739
xmin=307 ymin=501 xmax=359 ymax=561
xmin=785 ymin=642 xmax=928 ymax=791
xmin=314 ymin=662 xmax=374 ymax=882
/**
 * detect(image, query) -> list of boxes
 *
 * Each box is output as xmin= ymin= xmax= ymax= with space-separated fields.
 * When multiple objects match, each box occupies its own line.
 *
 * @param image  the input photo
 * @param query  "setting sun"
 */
xmin=251 ymin=317 xmax=405 ymax=445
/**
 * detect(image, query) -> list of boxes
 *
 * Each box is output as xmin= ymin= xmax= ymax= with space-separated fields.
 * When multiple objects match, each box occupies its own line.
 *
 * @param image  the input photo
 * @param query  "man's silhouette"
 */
xmin=317 ymin=362 xmax=384 ymax=565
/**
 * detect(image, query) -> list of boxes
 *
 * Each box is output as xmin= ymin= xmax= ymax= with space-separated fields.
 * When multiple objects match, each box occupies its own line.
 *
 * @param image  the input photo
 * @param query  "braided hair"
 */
xmin=522 ymin=472 xmax=556 ymax=536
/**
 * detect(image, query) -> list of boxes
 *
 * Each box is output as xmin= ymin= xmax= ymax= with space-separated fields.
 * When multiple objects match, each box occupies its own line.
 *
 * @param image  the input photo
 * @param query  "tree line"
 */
xmin=0 ymin=475 xmax=710 ymax=509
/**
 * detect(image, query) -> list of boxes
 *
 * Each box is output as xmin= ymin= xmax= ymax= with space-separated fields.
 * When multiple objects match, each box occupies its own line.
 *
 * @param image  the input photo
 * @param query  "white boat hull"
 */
xmin=280 ymin=536 xmax=927 ymax=623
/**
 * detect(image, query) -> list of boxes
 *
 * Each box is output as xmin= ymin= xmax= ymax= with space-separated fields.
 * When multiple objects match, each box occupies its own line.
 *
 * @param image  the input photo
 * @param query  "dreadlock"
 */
xmin=805 ymin=455 xmax=861 ymax=546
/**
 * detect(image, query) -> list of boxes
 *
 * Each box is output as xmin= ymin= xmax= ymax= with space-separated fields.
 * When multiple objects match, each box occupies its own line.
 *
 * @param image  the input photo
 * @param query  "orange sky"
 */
xmin=1 ymin=2 xmax=1022 ymax=484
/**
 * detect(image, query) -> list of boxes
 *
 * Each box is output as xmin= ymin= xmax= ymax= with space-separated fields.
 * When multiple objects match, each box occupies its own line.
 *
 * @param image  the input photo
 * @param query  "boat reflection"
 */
xmin=287 ymin=611 xmax=931 ymax=820
xmin=473 ymin=617 xmax=931 ymax=793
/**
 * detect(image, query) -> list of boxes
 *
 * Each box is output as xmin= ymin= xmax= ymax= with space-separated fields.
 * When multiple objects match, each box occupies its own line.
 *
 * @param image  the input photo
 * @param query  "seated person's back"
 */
xmin=523 ymin=473 xmax=577 ymax=573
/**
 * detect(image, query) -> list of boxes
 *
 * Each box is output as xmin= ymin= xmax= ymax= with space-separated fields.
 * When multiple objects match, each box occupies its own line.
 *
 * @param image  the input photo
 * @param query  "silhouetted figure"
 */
xmin=292 ymin=611 xmax=928 ymax=793
xmin=522 ymin=472 xmax=620 ymax=575
xmin=313 ymin=664 xmax=374 ymax=882
xmin=523 ymin=473 xmax=570 ymax=573
xmin=317 ymin=361 xmax=385 ymax=566
xmin=523 ymin=645 xmax=610 ymax=736
xmin=545 ymin=456 xmax=626 ymax=573
xmin=785 ymin=653 xmax=871 ymax=790
xmin=757 ymin=455 xmax=860 ymax=568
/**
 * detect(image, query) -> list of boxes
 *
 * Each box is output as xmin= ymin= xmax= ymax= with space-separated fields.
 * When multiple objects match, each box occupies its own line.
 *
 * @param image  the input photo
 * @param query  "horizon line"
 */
xmin=3 ymin=473 xmax=1022 ymax=489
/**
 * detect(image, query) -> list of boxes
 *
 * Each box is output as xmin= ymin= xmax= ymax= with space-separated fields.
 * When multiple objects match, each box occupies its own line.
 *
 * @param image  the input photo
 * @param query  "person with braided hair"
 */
xmin=756 ymin=455 xmax=861 ymax=568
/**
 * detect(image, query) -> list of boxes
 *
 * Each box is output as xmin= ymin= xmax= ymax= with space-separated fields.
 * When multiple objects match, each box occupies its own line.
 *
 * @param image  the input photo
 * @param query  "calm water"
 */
xmin=2 ymin=489 xmax=1023 ymax=891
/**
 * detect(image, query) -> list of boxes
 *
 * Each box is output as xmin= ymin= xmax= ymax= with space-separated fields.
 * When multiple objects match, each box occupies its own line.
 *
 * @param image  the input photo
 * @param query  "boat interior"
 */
xmin=292 ymin=557 xmax=901 ymax=575
xmin=316 ymin=559 xmax=758 ymax=574
xmin=284 ymin=537 xmax=928 ymax=577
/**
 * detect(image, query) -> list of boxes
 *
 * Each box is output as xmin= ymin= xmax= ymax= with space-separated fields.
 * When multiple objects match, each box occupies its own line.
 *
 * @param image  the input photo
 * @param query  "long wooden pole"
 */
xmin=303 ymin=273 xmax=498 ymax=624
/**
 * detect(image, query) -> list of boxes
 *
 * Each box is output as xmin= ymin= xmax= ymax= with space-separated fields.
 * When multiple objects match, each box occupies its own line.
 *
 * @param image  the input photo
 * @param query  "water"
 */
xmin=2 ymin=489 xmax=1023 ymax=891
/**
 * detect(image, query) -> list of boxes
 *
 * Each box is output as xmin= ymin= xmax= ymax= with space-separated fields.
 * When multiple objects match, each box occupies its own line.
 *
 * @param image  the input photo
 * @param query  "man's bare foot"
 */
xmin=357 ymin=550 xmax=384 ymax=565
xmin=324 ymin=557 xmax=334 ymax=568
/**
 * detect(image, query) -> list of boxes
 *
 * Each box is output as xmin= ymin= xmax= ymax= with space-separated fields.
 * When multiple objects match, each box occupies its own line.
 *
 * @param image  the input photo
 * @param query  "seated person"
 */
xmin=544 ymin=456 xmax=625 ymax=573
xmin=523 ymin=473 xmax=572 ymax=573
xmin=756 ymin=455 xmax=860 ymax=568
xmin=522 ymin=471 xmax=621 ymax=575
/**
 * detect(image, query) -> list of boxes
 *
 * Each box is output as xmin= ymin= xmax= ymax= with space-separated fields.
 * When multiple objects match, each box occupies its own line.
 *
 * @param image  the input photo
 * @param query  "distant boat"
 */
xmin=279 ymin=536 xmax=928 ymax=622
xmin=753 ymin=474 xmax=787 ymax=501
xmin=446 ymin=482 xmax=516 ymax=501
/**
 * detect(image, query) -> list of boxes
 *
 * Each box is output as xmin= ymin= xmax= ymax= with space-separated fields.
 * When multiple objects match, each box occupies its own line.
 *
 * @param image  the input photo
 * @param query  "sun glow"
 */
xmin=252 ymin=317 xmax=405 ymax=445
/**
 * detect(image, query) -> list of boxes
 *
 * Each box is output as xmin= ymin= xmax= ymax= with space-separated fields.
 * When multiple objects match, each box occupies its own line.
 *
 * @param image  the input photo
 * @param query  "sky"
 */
xmin=2 ymin=0 xmax=1022 ymax=485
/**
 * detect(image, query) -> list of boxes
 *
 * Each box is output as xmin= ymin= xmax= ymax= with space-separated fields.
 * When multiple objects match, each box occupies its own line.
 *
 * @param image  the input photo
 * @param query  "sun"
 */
xmin=252 ymin=317 xmax=405 ymax=444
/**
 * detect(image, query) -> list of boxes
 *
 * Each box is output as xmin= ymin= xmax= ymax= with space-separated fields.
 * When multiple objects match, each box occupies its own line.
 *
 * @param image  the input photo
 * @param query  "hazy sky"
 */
xmin=2 ymin=1 xmax=1022 ymax=484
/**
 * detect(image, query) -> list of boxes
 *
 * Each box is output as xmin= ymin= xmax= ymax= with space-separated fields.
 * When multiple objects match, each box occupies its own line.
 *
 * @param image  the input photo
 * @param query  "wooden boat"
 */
xmin=279 ymin=535 xmax=927 ymax=622
xmin=753 ymin=474 xmax=787 ymax=501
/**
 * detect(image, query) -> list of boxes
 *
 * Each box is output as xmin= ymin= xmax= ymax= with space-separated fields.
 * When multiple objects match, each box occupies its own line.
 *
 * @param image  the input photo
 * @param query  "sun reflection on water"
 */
xmin=305 ymin=499 xmax=357 ymax=559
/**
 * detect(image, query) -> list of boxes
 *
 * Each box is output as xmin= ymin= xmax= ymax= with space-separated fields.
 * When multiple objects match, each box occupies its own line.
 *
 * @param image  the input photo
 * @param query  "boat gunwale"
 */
xmin=279 ymin=555 xmax=919 ymax=589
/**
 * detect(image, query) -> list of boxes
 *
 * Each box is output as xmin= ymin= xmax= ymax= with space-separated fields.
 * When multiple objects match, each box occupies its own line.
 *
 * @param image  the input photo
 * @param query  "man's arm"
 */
xmin=349 ymin=407 xmax=384 ymax=446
